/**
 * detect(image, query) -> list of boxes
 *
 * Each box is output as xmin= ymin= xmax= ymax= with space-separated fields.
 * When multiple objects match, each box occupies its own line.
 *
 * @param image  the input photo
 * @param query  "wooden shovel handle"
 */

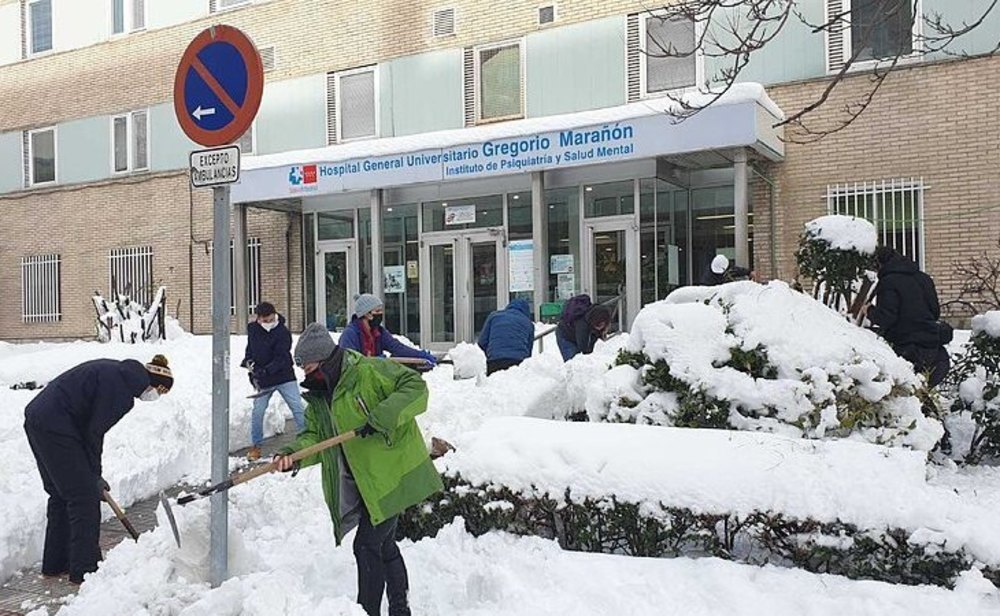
xmin=102 ymin=490 xmax=140 ymax=541
xmin=231 ymin=430 xmax=358 ymax=487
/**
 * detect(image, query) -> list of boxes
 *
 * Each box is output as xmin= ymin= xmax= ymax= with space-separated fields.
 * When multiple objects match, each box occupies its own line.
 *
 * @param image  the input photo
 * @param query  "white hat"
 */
xmin=711 ymin=254 xmax=730 ymax=275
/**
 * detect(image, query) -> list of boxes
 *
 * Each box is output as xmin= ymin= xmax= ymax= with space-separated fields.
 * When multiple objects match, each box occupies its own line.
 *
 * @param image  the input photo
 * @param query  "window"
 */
xmin=112 ymin=0 xmax=146 ymax=35
xmin=28 ymin=0 xmax=52 ymax=55
xmin=433 ymin=8 xmax=455 ymax=37
xmin=230 ymin=238 xmax=261 ymax=315
xmin=827 ymin=178 xmax=924 ymax=266
xmin=28 ymin=127 xmax=56 ymax=185
xmin=21 ymin=254 xmax=61 ymax=323
xmin=213 ymin=0 xmax=252 ymax=12
xmin=332 ymin=67 xmax=377 ymax=142
xmin=108 ymin=246 xmax=154 ymax=306
xmin=642 ymin=13 xmax=697 ymax=95
xmin=111 ymin=110 xmax=148 ymax=173
xmin=538 ymin=5 xmax=556 ymax=25
xmin=850 ymin=0 xmax=915 ymax=61
xmin=477 ymin=42 xmax=523 ymax=122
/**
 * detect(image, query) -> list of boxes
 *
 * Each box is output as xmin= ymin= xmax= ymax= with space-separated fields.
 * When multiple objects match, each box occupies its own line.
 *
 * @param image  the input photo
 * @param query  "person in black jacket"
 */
xmin=23 ymin=355 xmax=173 ymax=584
xmin=241 ymin=302 xmax=305 ymax=461
xmin=699 ymin=254 xmax=754 ymax=286
xmin=556 ymin=305 xmax=612 ymax=361
xmin=865 ymin=247 xmax=950 ymax=388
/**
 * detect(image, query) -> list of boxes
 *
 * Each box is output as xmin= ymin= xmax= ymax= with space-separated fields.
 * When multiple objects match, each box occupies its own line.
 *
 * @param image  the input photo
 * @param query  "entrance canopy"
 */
xmin=232 ymin=83 xmax=784 ymax=204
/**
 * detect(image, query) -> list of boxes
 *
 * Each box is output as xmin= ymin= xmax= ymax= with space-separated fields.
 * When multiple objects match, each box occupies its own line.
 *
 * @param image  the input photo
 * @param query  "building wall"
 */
xmin=763 ymin=55 xmax=1000 ymax=310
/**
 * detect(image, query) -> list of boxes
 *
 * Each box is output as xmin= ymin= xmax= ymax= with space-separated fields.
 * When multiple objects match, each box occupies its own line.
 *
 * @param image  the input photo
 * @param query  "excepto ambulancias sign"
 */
xmin=190 ymin=146 xmax=241 ymax=187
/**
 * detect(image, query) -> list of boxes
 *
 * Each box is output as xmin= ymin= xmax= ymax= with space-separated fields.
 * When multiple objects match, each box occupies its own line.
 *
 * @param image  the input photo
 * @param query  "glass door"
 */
xmin=421 ymin=229 xmax=507 ymax=349
xmin=584 ymin=217 xmax=639 ymax=332
xmin=315 ymin=240 xmax=358 ymax=331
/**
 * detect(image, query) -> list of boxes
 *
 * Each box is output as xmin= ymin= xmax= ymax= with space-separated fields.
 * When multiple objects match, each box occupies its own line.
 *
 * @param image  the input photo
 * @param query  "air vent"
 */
xmin=260 ymin=45 xmax=276 ymax=71
xmin=538 ymin=5 xmax=555 ymax=25
xmin=433 ymin=8 xmax=456 ymax=37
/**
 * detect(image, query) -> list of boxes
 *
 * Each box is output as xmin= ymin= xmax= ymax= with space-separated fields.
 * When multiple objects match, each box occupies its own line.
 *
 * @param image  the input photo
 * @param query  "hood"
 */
xmin=122 ymin=360 xmax=153 ymax=398
xmin=506 ymin=298 xmax=531 ymax=318
xmin=879 ymin=254 xmax=919 ymax=276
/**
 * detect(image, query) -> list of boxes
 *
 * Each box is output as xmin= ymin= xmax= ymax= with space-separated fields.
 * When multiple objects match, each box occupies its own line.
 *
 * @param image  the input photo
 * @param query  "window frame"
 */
xmin=335 ymin=65 xmax=380 ymax=143
xmin=21 ymin=253 xmax=62 ymax=324
xmin=111 ymin=0 xmax=147 ymax=36
xmin=27 ymin=126 xmax=57 ymax=187
xmin=474 ymin=39 xmax=526 ymax=124
xmin=27 ymin=0 xmax=54 ymax=56
xmin=110 ymin=109 xmax=150 ymax=174
xmin=825 ymin=178 xmax=926 ymax=269
xmin=844 ymin=0 xmax=924 ymax=70
xmin=638 ymin=9 xmax=704 ymax=99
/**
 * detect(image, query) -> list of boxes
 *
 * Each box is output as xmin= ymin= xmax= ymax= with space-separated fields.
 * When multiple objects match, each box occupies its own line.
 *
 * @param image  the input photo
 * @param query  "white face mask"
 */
xmin=261 ymin=319 xmax=279 ymax=332
xmin=140 ymin=388 xmax=160 ymax=402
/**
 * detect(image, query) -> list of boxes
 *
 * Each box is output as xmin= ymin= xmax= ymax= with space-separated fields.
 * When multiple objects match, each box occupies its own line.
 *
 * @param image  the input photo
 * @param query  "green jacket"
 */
xmin=278 ymin=350 xmax=443 ymax=542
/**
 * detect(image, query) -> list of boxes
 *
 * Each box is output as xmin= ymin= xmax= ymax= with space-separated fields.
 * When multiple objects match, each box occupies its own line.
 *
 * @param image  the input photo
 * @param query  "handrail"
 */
xmin=534 ymin=325 xmax=558 ymax=341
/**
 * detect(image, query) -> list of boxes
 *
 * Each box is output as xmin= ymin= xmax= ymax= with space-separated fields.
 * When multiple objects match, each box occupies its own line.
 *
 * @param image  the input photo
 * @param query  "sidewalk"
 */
xmin=0 ymin=420 xmax=300 ymax=616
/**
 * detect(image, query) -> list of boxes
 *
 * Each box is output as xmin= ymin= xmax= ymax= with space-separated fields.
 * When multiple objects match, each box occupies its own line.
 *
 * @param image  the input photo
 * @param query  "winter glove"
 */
xmin=355 ymin=423 xmax=377 ymax=438
xmin=241 ymin=359 xmax=255 ymax=371
xmin=422 ymin=352 xmax=438 ymax=366
xmin=98 ymin=476 xmax=110 ymax=493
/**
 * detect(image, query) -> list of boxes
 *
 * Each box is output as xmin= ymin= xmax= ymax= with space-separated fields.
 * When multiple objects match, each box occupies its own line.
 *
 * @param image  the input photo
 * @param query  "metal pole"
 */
xmin=234 ymin=203 xmax=248 ymax=331
xmin=210 ymin=185 xmax=231 ymax=587
xmin=733 ymin=148 xmax=750 ymax=268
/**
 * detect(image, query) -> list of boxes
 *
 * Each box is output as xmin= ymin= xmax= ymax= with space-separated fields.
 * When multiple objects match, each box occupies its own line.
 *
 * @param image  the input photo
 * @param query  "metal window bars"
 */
xmin=21 ymin=254 xmax=61 ymax=323
xmin=826 ymin=178 xmax=925 ymax=268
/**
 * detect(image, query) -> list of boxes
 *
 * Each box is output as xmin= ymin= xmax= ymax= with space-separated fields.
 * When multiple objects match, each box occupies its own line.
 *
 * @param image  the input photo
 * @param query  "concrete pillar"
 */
xmin=370 ymin=189 xmax=384 ymax=297
xmin=734 ymin=149 xmax=750 ymax=268
xmin=530 ymin=171 xmax=548 ymax=317
xmin=233 ymin=203 xmax=249 ymax=332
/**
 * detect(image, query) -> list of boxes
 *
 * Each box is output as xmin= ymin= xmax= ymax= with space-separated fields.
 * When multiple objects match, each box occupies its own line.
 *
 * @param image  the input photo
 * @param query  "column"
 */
xmin=531 ymin=171 xmax=548 ymax=317
xmin=734 ymin=149 xmax=750 ymax=268
xmin=370 ymin=189 xmax=384 ymax=298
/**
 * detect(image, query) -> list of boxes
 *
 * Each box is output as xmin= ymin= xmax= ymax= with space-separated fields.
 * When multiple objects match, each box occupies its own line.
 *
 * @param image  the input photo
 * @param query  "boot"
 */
xmin=247 ymin=446 xmax=262 ymax=462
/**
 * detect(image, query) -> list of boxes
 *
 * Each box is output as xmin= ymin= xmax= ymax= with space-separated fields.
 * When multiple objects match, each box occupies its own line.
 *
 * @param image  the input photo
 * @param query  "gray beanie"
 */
xmin=294 ymin=323 xmax=336 ymax=366
xmin=354 ymin=293 xmax=384 ymax=317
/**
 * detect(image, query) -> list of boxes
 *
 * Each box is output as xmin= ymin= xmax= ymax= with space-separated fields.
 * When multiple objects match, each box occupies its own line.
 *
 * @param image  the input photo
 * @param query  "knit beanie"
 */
xmin=353 ymin=293 xmax=384 ymax=317
xmin=145 ymin=354 xmax=174 ymax=391
xmin=294 ymin=323 xmax=337 ymax=366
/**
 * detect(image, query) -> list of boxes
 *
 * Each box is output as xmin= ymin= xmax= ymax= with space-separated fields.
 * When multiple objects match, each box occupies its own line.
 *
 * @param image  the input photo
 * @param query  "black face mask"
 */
xmin=370 ymin=314 xmax=384 ymax=328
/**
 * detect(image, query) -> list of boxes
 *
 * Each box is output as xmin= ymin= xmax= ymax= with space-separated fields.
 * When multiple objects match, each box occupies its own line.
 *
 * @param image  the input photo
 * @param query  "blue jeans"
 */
xmin=251 ymin=380 xmax=306 ymax=446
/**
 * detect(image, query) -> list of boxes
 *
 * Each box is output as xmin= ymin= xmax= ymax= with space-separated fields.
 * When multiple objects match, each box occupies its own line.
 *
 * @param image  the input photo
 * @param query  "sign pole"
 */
xmin=210 ymin=184 xmax=232 ymax=587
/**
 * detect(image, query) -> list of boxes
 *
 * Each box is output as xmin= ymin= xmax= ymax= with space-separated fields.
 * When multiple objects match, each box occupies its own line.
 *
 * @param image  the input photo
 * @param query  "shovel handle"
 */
xmin=102 ymin=489 xmax=140 ymax=541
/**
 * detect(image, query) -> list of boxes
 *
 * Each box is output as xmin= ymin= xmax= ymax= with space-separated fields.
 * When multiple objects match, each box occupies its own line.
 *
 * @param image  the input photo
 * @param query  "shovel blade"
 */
xmin=159 ymin=491 xmax=181 ymax=548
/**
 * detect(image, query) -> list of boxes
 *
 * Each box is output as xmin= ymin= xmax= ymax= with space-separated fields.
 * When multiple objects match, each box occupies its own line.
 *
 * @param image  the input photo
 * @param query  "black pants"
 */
xmin=353 ymin=512 xmax=409 ymax=616
xmin=23 ymin=422 xmax=101 ymax=583
xmin=486 ymin=358 xmax=523 ymax=376
xmin=896 ymin=344 xmax=951 ymax=389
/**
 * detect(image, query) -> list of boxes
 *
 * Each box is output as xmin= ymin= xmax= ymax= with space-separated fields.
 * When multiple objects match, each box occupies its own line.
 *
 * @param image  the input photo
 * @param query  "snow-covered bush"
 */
xmin=584 ymin=281 xmax=943 ymax=450
xmin=93 ymin=286 xmax=168 ymax=343
xmin=947 ymin=312 xmax=1000 ymax=464
xmin=795 ymin=215 xmax=876 ymax=317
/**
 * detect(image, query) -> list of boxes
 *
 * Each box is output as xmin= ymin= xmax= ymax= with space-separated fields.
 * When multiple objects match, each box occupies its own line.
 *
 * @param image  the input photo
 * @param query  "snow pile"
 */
xmin=440 ymin=417 xmax=1000 ymax=565
xmin=586 ymin=281 xmax=942 ymax=450
xmin=446 ymin=342 xmax=486 ymax=379
xmin=972 ymin=311 xmax=1000 ymax=338
xmin=803 ymin=215 xmax=878 ymax=255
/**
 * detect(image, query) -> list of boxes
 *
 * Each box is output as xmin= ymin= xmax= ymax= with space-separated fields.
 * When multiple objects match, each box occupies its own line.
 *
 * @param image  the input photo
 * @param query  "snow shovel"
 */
xmin=158 ymin=429 xmax=360 ymax=548
xmin=102 ymin=489 xmax=140 ymax=542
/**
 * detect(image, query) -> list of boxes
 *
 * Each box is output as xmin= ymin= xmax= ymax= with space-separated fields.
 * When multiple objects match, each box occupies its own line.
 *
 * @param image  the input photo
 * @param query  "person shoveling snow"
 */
xmin=22 ymin=354 xmax=174 ymax=584
xmin=273 ymin=323 xmax=443 ymax=616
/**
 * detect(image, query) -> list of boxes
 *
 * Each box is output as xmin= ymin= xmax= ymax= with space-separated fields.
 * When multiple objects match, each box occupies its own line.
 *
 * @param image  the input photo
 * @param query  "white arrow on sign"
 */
xmin=192 ymin=105 xmax=216 ymax=121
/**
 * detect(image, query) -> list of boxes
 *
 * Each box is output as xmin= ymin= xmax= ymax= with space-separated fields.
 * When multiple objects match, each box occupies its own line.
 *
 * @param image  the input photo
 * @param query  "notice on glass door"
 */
xmin=383 ymin=266 xmax=406 ymax=293
xmin=508 ymin=239 xmax=534 ymax=292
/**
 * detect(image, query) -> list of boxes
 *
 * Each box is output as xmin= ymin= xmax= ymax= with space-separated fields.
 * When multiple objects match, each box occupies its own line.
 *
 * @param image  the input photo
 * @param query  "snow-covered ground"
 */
xmin=1 ymin=320 xmax=998 ymax=614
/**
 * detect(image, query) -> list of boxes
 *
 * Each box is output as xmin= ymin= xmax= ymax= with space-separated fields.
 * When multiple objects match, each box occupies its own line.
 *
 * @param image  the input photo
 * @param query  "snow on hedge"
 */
xmin=586 ymin=281 xmax=943 ymax=450
xmin=439 ymin=417 xmax=1000 ymax=565
xmin=972 ymin=311 xmax=1000 ymax=338
xmin=804 ymin=215 xmax=878 ymax=254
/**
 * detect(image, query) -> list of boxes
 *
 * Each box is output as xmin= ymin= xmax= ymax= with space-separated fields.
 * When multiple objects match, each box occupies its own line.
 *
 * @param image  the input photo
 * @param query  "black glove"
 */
xmin=355 ymin=424 xmax=377 ymax=438
xmin=241 ymin=359 xmax=254 ymax=370
xmin=247 ymin=371 xmax=258 ymax=389
xmin=98 ymin=476 xmax=110 ymax=493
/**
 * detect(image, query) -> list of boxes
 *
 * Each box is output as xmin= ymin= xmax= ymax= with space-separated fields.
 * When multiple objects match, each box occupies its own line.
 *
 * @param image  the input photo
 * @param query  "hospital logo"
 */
xmin=288 ymin=165 xmax=319 ymax=193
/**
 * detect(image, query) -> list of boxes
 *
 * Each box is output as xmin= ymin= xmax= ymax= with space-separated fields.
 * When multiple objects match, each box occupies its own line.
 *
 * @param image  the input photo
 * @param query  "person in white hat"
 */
xmin=699 ymin=254 xmax=755 ymax=286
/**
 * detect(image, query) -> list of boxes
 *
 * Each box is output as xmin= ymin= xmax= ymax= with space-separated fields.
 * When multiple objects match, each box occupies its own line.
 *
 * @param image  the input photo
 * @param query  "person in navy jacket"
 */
xmin=241 ymin=302 xmax=305 ymax=461
xmin=23 ymin=355 xmax=173 ymax=584
xmin=338 ymin=294 xmax=437 ymax=368
xmin=478 ymin=298 xmax=535 ymax=375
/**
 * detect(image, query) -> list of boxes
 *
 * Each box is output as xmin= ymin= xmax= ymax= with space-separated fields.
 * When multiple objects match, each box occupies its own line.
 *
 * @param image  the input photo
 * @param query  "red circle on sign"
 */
xmin=173 ymin=25 xmax=264 ymax=148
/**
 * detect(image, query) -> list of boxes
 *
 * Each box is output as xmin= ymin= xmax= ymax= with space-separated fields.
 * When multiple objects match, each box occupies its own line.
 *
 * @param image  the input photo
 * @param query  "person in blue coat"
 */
xmin=241 ymin=302 xmax=305 ymax=461
xmin=478 ymin=298 xmax=535 ymax=375
xmin=338 ymin=294 xmax=437 ymax=369
xmin=23 ymin=355 xmax=174 ymax=584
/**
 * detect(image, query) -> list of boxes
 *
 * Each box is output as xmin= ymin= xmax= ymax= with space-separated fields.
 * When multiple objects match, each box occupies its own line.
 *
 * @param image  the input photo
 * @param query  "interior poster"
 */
xmin=508 ymin=239 xmax=534 ymax=292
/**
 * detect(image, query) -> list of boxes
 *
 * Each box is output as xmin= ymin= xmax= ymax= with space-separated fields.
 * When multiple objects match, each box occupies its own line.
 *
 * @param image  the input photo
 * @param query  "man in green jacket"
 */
xmin=274 ymin=323 xmax=442 ymax=616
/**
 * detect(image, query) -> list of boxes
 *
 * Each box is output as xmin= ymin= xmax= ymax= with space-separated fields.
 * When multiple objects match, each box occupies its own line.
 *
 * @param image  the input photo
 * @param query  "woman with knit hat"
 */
xmin=338 ymin=293 xmax=437 ymax=368
xmin=23 ymin=355 xmax=173 ymax=584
